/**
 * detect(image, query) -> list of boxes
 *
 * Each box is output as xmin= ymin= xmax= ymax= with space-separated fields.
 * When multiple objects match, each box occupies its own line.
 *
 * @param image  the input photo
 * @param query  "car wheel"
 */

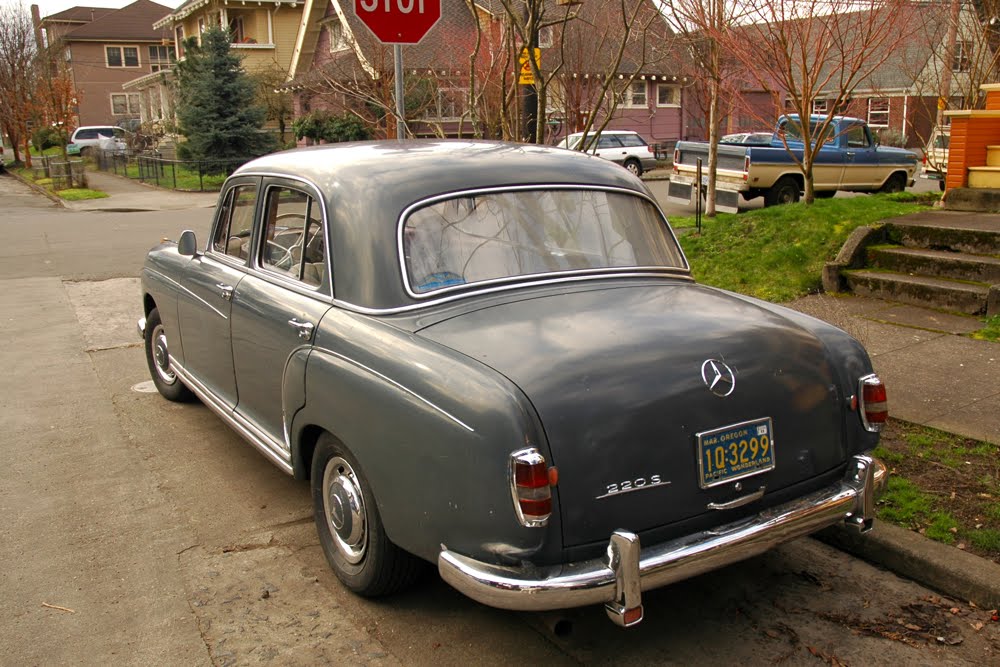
xmin=765 ymin=177 xmax=800 ymax=206
xmin=623 ymin=159 xmax=643 ymax=177
xmin=311 ymin=434 xmax=423 ymax=596
xmin=881 ymin=173 xmax=907 ymax=194
xmin=144 ymin=307 xmax=193 ymax=402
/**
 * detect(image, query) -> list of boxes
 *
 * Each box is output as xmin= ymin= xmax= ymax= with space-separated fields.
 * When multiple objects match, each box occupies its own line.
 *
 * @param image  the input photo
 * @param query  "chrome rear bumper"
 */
xmin=439 ymin=454 xmax=886 ymax=627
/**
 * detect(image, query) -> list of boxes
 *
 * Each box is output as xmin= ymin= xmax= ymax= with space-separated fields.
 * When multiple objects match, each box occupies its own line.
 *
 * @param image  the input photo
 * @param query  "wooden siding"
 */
xmin=944 ymin=115 xmax=1000 ymax=189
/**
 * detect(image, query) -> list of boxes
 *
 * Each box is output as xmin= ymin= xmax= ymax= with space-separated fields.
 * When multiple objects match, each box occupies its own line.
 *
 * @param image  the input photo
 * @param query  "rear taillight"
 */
xmin=743 ymin=154 xmax=751 ymax=181
xmin=858 ymin=374 xmax=888 ymax=432
xmin=510 ymin=448 xmax=552 ymax=527
xmin=673 ymin=148 xmax=679 ymax=173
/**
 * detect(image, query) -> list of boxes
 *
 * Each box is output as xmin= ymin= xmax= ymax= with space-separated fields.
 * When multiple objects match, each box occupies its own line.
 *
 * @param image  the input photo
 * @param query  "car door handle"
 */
xmin=288 ymin=318 xmax=315 ymax=340
xmin=216 ymin=283 xmax=234 ymax=301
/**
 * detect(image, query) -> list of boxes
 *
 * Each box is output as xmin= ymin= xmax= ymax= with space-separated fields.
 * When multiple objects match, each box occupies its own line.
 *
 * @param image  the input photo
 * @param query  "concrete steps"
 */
xmin=829 ymin=213 xmax=1000 ymax=316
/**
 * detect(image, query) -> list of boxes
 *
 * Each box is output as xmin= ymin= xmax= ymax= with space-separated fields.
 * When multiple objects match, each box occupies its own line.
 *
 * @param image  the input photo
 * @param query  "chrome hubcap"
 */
xmin=151 ymin=324 xmax=176 ymax=384
xmin=323 ymin=457 xmax=367 ymax=564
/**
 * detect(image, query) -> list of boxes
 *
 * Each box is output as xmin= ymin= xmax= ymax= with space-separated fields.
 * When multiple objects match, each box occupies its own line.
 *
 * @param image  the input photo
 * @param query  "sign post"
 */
xmin=353 ymin=1 xmax=442 ymax=139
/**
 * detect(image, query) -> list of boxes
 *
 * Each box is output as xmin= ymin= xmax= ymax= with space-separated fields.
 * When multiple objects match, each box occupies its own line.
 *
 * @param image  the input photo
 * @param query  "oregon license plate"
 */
xmin=696 ymin=418 xmax=775 ymax=489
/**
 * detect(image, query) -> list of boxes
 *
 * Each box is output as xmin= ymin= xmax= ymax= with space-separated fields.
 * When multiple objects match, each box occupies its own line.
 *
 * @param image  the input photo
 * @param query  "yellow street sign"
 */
xmin=519 ymin=47 xmax=540 ymax=85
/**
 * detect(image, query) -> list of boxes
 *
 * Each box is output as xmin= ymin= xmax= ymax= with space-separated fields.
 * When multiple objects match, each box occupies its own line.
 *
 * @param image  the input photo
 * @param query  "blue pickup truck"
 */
xmin=668 ymin=115 xmax=920 ymax=213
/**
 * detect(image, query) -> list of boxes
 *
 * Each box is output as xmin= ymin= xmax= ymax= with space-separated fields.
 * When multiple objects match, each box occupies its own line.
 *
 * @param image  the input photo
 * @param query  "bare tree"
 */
xmin=663 ymin=0 xmax=748 ymax=215
xmin=0 ymin=1 xmax=39 ymax=167
xmin=720 ymin=0 xmax=921 ymax=203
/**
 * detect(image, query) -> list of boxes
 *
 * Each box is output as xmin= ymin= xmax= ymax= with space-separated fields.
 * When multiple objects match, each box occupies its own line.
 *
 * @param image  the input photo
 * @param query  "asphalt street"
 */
xmin=1 ymin=173 xmax=997 ymax=665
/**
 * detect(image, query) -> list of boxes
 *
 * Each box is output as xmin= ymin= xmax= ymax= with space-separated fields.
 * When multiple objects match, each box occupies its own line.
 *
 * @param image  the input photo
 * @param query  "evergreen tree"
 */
xmin=175 ymin=28 xmax=274 ymax=165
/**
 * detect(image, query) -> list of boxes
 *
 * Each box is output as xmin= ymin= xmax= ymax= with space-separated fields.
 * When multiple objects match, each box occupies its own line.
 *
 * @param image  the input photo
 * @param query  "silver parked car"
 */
xmin=139 ymin=141 xmax=887 ymax=627
xmin=557 ymin=129 xmax=658 ymax=176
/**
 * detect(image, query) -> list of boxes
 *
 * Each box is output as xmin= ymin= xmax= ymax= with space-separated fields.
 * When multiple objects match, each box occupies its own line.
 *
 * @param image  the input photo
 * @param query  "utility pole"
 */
xmin=521 ymin=4 xmax=538 ymax=143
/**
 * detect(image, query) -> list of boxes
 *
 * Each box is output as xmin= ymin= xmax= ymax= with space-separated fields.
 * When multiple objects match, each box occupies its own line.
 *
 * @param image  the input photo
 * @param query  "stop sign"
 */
xmin=354 ymin=0 xmax=441 ymax=45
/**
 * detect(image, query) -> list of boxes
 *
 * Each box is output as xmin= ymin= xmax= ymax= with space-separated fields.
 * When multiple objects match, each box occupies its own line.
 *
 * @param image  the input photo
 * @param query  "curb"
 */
xmin=816 ymin=522 xmax=1000 ymax=609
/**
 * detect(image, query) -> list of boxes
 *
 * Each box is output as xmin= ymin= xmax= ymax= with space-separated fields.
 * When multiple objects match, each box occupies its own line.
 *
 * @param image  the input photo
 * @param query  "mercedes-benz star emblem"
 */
xmin=701 ymin=359 xmax=736 ymax=397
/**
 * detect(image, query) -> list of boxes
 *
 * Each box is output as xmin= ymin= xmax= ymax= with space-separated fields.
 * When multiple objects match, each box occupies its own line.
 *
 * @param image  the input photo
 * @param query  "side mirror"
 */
xmin=177 ymin=229 xmax=199 ymax=257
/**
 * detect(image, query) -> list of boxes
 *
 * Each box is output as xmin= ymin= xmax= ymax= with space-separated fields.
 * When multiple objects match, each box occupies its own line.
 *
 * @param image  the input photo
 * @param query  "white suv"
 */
xmin=557 ymin=130 xmax=657 ymax=176
xmin=68 ymin=126 xmax=128 ymax=156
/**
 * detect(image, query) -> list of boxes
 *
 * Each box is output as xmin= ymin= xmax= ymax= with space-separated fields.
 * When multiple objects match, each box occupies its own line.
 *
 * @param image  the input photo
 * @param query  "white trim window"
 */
xmin=952 ymin=40 xmax=973 ymax=72
xmin=621 ymin=80 xmax=647 ymax=109
xmin=148 ymin=45 xmax=173 ymax=72
xmin=328 ymin=19 xmax=350 ymax=52
xmin=106 ymin=45 xmax=140 ymax=68
xmin=430 ymin=86 xmax=468 ymax=120
xmin=812 ymin=98 xmax=829 ymax=114
xmin=656 ymin=84 xmax=679 ymax=107
xmin=111 ymin=92 xmax=141 ymax=115
xmin=538 ymin=25 xmax=553 ymax=48
xmin=867 ymin=98 xmax=889 ymax=127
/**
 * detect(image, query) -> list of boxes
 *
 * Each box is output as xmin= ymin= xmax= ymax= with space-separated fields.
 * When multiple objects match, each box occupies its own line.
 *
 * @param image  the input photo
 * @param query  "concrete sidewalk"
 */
xmin=66 ymin=169 xmax=219 ymax=212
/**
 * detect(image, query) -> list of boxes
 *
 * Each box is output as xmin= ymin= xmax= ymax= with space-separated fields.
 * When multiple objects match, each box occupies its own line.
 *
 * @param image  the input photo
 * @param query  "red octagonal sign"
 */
xmin=354 ymin=0 xmax=441 ymax=45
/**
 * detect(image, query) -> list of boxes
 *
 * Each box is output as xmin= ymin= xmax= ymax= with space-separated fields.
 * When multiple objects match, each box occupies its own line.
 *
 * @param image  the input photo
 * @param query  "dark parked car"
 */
xmin=139 ymin=141 xmax=888 ymax=627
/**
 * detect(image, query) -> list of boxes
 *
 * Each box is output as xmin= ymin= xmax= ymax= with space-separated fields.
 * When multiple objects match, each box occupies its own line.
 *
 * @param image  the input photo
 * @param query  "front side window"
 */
xmin=212 ymin=184 xmax=259 ymax=262
xmin=846 ymin=124 xmax=871 ymax=149
xmin=260 ymin=186 xmax=327 ymax=288
xmin=402 ymin=189 xmax=686 ymax=295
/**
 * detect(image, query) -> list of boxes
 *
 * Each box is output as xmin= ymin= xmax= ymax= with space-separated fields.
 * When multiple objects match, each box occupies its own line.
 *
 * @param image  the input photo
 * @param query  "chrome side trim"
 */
xmin=328 ymin=272 xmax=693 ymax=317
xmin=169 ymin=357 xmax=293 ymax=475
xmin=439 ymin=455 xmax=886 ymax=621
xmin=311 ymin=346 xmax=475 ymax=433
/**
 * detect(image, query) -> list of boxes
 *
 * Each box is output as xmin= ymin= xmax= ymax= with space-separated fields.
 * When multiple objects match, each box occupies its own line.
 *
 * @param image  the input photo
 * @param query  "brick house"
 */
xmin=36 ymin=1 xmax=175 ymax=127
xmin=695 ymin=3 xmax=995 ymax=150
xmin=286 ymin=0 xmax=688 ymax=148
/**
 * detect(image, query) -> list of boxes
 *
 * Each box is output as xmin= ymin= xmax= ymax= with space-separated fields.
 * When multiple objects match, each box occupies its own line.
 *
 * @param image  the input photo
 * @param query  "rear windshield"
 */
xmin=402 ymin=189 xmax=686 ymax=295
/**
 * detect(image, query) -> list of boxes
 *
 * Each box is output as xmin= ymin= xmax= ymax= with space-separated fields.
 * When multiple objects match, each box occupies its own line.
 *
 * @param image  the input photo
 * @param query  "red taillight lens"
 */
xmin=673 ymin=148 xmax=679 ymax=173
xmin=510 ymin=448 xmax=552 ymax=527
xmin=859 ymin=375 xmax=888 ymax=432
xmin=743 ymin=154 xmax=751 ymax=181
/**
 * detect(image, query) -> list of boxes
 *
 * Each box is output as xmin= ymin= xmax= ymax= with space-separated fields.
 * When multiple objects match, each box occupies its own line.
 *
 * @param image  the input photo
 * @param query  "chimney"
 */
xmin=30 ymin=4 xmax=44 ymax=50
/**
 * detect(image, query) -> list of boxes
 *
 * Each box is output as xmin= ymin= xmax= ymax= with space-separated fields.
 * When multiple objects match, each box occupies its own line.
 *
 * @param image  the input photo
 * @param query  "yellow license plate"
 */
xmin=696 ymin=418 xmax=774 ymax=489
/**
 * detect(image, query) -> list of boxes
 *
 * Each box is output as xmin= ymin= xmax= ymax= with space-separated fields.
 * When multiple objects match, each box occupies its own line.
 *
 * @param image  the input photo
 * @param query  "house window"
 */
xmin=106 ymin=45 xmax=139 ymax=68
xmin=432 ymin=87 xmax=467 ymax=119
xmin=621 ymin=80 xmax=647 ymax=108
xmin=110 ymin=93 xmax=141 ymax=115
xmin=148 ymin=45 xmax=173 ymax=72
xmin=656 ymin=84 xmax=679 ymax=107
xmin=538 ymin=25 xmax=553 ymax=48
xmin=328 ymin=20 xmax=349 ymax=52
xmin=812 ymin=99 xmax=828 ymax=114
xmin=867 ymin=98 xmax=889 ymax=127
xmin=953 ymin=40 xmax=972 ymax=72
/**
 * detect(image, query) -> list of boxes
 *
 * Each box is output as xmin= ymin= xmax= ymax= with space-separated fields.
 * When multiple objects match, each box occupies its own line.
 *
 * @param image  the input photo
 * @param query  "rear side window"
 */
xmin=259 ymin=186 xmax=327 ymax=288
xmin=597 ymin=136 xmax=623 ymax=149
xmin=618 ymin=134 xmax=647 ymax=147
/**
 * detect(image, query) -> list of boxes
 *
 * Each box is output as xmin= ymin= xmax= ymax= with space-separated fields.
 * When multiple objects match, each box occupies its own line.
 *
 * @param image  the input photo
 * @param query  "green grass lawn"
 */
xmin=673 ymin=192 xmax=939 ymax=302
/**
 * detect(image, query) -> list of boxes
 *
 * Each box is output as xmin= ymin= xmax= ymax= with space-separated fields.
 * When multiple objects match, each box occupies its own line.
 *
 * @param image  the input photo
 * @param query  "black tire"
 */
xmin=623 ymin=159 xmax=643 ymax=177
xmin=144 ymin=307 xmax=193 ymax=402
xmin=311 ymin=434 xmax=423 ymax=596
xmin=881 ymin=173 xmax=907 ymax=194
xmin=764 ymin=177 xmax=801 ymax=206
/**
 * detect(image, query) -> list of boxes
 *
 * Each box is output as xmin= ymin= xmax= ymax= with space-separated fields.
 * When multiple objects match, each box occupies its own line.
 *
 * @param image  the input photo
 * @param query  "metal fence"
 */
xmin=95 ymin=150 xmax=251 ymax=191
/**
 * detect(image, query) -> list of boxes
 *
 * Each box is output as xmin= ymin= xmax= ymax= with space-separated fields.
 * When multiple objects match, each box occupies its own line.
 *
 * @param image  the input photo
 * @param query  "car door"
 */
xmin=230 ymin=178 xmax=332 ymax=449
xmin=175 ymin=177 xmax=260 ymax=408
xmin=842 ymin=123 xmax=879 ymax=188
xmin=594 ymin=135 xmax=626 ymax=164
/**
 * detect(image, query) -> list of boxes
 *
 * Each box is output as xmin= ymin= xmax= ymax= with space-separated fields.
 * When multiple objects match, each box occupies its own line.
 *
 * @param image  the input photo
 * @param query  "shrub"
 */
xmin=292 ymin=111 xmax=371 ymax=144
xmin=32 ymin=126 xmax=67 ymax=151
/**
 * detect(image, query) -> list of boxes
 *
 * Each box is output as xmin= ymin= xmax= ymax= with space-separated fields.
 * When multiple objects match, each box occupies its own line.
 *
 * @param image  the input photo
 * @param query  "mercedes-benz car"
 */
xmin=139 ymin=141 xmax=887 ymax=627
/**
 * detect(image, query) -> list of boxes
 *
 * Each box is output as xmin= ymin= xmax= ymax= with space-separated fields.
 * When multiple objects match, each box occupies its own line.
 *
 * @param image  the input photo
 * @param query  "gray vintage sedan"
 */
xmin=139 ymin=141 xmax=888 ymax=627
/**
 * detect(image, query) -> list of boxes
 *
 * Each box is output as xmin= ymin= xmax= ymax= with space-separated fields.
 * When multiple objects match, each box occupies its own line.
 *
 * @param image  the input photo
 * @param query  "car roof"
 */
xmin=233 ymin=140 xmax=655 ymax=310
xmin=566 ymin=130 xmax=638 ymax=137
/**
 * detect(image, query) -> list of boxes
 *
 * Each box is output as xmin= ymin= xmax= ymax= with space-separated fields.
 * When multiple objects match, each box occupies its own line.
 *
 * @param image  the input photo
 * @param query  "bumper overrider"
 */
xmin=439 ymin=454 xmax=886 ymax=628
